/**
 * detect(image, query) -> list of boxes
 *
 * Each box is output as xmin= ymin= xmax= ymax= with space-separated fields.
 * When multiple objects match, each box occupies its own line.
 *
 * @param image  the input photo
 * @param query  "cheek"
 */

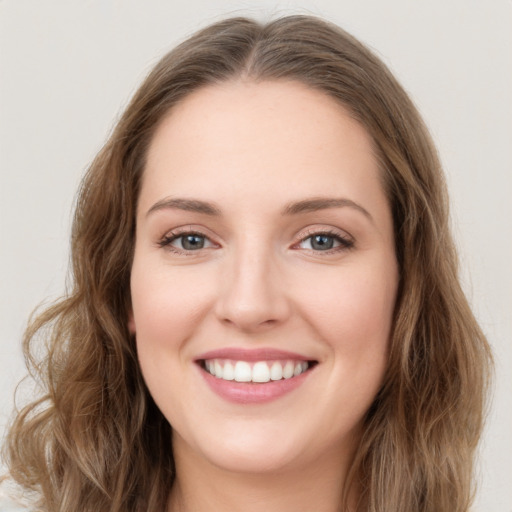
xmin=297 ymin=261 xmax=397 ymax=358
xmin=131 ymin=264 xmax=214 ymax=340
xmin=302 ymin=262 xmax=397 ymax=417
xmin=130 ymin=263 xmax=218 ymax=418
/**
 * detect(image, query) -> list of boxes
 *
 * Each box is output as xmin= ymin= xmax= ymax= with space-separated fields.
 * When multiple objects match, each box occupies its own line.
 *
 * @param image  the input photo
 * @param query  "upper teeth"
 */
xmin=204 ymin=359 xmax=309 ymax=383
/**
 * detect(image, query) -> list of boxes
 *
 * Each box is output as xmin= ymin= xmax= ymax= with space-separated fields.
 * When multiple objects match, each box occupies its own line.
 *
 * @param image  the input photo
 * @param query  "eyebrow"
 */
xmin=282 ymin=197 xmax=373 ymax=222
xmin=146 ymin=196 xmax=373 ymax=222
xmin=146 ymin=197 xmax=221 ymax=217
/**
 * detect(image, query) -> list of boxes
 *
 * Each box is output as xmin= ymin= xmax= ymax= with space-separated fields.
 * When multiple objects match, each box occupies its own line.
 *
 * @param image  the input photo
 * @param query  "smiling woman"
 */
xmin=130 ymin=81 xmax=398 ymax=497
xmin=2 ymin=15 xmax=492 ymax=512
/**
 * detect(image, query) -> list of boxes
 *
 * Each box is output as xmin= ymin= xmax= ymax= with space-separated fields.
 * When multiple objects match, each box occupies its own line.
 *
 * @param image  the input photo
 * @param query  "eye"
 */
xmin=297 ymin=231 xmax=354 ymax=252
xmin=159 ymin=231 xmax=215 ymax=253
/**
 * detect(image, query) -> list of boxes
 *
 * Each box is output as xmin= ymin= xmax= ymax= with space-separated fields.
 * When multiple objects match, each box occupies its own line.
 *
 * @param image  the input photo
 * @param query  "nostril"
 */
xmin=219 ymin=315 xmax=282 ymax=333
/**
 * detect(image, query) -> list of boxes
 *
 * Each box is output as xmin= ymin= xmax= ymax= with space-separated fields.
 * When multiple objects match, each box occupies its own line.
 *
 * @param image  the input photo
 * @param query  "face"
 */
xmin=130 ymin=80 xmax=398 ymax=475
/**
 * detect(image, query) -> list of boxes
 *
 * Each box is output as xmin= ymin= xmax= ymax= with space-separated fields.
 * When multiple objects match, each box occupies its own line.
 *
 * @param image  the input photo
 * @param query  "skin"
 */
xmin=129 ymin=80 xmax=399 ymax=512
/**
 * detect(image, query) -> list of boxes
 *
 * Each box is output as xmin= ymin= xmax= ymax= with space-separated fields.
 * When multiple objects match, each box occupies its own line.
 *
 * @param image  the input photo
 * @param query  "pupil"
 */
xmin=312 ymin=235 xmax=333 ymax=250
xmin=182 ymin=235 xmax=204 ymax=250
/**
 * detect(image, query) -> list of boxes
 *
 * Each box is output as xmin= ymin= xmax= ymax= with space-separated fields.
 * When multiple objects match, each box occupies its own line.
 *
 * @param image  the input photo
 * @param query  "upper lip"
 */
xmin=195 ymin=347 xmax=315 ymax=362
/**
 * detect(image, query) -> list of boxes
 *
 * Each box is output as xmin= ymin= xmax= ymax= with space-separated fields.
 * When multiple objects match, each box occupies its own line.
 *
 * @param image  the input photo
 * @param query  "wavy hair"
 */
xmin=3 ymin=15 xmax=492 ymax=512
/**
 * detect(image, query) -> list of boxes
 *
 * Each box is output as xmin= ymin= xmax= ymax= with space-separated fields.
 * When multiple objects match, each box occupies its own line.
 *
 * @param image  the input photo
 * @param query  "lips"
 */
xmin=203 ymin=359 xmax=310 ymax=383
xmin=195 ymin=348 xmax=318 ymax=404
xmin=195 ymin=347 xmax=313 ymax=362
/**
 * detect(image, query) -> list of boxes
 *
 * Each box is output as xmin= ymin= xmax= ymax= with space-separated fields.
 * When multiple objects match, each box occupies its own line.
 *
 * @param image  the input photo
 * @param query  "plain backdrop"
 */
xmin=1 ymin=1 xmax=511 ymax=510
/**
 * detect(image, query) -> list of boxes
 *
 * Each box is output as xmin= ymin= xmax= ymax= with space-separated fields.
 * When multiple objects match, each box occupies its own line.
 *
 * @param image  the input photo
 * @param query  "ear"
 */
xmin=128 ymin=309 xmax=136 ymax=334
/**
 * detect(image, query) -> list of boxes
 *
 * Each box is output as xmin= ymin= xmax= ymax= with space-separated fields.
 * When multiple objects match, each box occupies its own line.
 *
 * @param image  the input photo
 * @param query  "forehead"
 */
xmin=141 ymin=80 xmax=386 ymax=217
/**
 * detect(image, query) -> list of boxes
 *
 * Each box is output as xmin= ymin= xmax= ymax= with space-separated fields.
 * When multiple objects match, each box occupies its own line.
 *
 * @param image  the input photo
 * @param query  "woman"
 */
xmin=2 ymin=15 xmax=492 ymax=512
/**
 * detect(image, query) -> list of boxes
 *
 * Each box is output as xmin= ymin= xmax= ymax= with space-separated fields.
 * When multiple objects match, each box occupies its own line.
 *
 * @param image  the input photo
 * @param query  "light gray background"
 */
xmin=1 ymin=1 xmax=510 ymax=510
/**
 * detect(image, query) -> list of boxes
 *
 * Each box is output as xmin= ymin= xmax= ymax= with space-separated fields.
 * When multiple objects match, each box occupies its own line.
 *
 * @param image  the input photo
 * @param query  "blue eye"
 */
xmin=159 ymin=232 xmax=214 ymax=252
xmin=177 ymin=234 xmax=206 ymax=250
xmin=298 ymin=232 xmax=353 ymax=252
xmin=309 ymin=234 xmax=335 ymax=250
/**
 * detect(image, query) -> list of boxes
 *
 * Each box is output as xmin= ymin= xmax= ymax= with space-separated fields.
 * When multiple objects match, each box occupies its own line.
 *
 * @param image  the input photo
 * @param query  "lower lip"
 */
xmin=198 ymin=364 xmax=314 ymax=404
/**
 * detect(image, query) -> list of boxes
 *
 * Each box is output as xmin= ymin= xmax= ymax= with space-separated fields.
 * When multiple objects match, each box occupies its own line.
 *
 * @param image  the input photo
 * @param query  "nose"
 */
xmin=214 ymin=243 xmax=291 ymax=333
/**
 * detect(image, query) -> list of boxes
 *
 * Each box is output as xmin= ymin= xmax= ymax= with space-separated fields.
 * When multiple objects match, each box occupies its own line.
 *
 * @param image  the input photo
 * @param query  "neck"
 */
xmin=167 ymin=434 xmax=360 ymax=512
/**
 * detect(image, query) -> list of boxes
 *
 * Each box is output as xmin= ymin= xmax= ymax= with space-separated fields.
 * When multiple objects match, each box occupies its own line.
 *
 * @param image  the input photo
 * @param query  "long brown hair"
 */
xmin=3 ymin=15 xmax=492 ymax=512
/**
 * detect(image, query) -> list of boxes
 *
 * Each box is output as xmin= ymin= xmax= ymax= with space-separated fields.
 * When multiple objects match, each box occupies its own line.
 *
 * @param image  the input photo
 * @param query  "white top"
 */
xmin=0 ymin=484 xmax=33 ymax=511
xmin=0 ymin=498 xmax=30 ymax=511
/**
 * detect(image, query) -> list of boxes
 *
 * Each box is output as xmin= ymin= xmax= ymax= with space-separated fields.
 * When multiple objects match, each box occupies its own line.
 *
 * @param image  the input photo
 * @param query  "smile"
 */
xmin=203 ymin=359 xmax=310 ymax=383
xmin=195 ymin=349 xmax=318 ymax=404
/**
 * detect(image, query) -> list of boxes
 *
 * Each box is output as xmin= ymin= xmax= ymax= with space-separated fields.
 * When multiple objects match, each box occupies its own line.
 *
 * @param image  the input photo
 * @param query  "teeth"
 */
xmin=214 ymin=360 xmax=223 ymax=378
xmin=234 ymin=361 xmax=252 ymax=382
xmin=283 ymin=361 xmax=294 ymax=379
xmin=204 ymin=359 xmax=311 ymax=383
xmin=223 ymin=361 xmax=235 ymax=380
xmin=270 ymin=361 xmax=283 ymax=381
xmin=252 ymin=362 xmax=270 ymax=383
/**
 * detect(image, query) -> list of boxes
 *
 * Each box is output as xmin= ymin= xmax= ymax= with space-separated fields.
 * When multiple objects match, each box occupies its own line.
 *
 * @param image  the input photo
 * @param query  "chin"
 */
xmin=204 ymin=445 xmax=300 ymax=475
xmin=181 ymin=424 xmax=307 ymax=475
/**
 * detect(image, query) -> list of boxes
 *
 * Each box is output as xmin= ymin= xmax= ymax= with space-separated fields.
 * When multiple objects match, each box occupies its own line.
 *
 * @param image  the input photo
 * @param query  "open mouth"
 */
xmin=198 ymin=359 xmax=318 ymax=383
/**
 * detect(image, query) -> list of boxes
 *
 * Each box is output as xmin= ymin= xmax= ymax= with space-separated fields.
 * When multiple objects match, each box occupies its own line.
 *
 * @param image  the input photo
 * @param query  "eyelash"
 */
xmin=157 ymin=228 xmax=354 ymax=255
xmin=157 ymin=230 xmax=216 ymax=255
xmin=294 ymin=228 xmax=354 ymax=254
